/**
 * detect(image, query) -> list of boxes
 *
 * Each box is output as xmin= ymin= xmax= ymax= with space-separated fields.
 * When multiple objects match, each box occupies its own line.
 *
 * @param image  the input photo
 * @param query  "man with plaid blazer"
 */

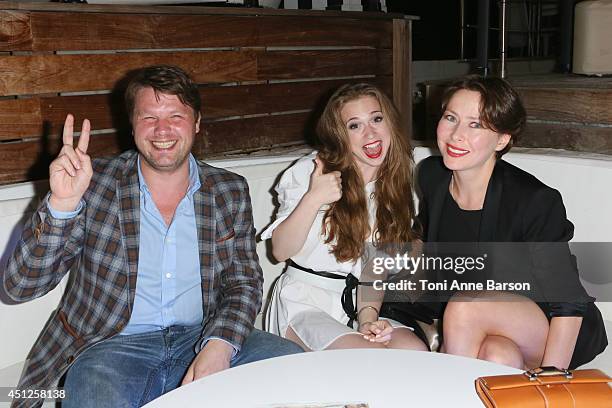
xmin=4 ymin=65 xmax=302 ymax=407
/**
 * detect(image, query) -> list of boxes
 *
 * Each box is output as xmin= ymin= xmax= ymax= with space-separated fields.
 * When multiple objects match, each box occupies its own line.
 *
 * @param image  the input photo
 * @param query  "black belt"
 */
xmin=290 ymin=261 xmax=359 ymax=327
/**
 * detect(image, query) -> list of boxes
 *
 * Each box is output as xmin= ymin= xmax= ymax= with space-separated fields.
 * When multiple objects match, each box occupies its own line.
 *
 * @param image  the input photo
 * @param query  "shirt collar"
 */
xmin=137 ymin=154 xmax=201 ymax=196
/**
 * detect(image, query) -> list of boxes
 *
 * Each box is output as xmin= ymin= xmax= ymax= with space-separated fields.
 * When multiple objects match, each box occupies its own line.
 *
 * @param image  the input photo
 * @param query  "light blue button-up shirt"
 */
xmin=120 ymin=154 xmax=203 ymax=334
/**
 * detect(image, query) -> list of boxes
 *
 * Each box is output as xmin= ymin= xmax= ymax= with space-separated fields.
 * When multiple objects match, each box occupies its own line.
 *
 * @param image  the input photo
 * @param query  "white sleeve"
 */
xmin=260 ymin=153 xmax=315 ymax=240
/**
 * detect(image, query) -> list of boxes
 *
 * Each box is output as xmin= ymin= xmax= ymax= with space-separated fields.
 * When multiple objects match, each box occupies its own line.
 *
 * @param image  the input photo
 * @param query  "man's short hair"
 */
xmin=124 ymin=65 xmax=201 ymax=122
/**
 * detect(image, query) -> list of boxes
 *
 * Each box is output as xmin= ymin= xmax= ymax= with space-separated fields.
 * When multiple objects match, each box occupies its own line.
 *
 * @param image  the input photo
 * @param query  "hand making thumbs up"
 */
xmin=306 ymin=155 xmax=342 ymax=207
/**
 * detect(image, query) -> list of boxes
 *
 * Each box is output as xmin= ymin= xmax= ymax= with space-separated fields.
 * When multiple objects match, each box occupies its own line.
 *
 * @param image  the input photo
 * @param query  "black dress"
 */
xmin=438 ymin=192 xmax=481 ymax=243
xmin=417 ymin=156 xmax=608 ymax=369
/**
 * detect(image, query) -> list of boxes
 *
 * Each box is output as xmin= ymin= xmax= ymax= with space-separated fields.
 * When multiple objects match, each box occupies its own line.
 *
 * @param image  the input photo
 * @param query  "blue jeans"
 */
xmin=62 ymin=327 xmax=302 ymax=407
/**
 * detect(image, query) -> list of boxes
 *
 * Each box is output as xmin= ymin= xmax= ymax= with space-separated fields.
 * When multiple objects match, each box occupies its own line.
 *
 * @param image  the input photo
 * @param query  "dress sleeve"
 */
xmin=260 ymin=153 xmax=315 ymax=240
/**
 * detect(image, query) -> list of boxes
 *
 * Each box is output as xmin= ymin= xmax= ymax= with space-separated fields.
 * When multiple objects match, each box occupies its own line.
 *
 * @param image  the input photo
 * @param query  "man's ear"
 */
xmin=195 ymin=113 xmax=201 ymax=134
xmin=495 ymin=133 xmax=511 ymax=151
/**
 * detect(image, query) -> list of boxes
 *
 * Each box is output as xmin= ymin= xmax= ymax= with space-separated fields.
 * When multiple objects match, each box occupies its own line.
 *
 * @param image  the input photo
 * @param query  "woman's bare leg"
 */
xmin=477 ymin=335 xmax=524 ymax=368
xmin=387 ymin=327 xmax=428 ymax=351
xmin=442 ymin=291 xmax=549 ymax=369
xmin=326 ymin=332 xmax=386 ymax=349
xmin=326 ymin=327 xmax=427 ymax=350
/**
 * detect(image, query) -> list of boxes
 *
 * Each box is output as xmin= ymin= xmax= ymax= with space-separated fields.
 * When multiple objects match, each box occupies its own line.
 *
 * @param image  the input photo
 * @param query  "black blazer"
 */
xmin=416 ymin=155 xmax=607 ymax=367
xmin=419 ymin=155 xmax=575 ymax=245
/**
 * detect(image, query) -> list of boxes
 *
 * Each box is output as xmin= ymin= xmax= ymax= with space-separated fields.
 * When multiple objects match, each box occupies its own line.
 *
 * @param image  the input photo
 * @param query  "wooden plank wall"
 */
xmin=0 ymin=2 xmax=415 ymax=185
xmin=513 ymin=76 xmax=612 ymax=154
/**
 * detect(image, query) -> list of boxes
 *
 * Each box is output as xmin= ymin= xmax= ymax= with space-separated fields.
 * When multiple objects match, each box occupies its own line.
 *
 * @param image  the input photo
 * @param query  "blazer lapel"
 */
xmin=479 ymin=161 xmax=504 ymax=241
xmin=117 ymin=153 xmax=140 ymax=310
xmin=194 ymin=164 xmax=215 ymax=310
xmin=428 ymin=171 xmax=452 ymax=242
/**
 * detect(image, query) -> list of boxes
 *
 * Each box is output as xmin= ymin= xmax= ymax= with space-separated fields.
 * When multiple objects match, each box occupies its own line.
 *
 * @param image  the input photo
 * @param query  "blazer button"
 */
xmin=66 ymin=356 xmax=74 ymax=365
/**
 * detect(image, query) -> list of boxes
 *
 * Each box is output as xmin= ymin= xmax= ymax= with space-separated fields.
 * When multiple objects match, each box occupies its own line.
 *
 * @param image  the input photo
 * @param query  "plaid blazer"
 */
xmin=3 ymin=150 xmax=263 ymax=407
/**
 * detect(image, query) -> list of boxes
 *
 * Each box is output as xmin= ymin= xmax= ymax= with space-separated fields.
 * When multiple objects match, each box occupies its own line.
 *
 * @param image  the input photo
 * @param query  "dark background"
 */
xmin=386 ymin=0 xmax=561 ymax=61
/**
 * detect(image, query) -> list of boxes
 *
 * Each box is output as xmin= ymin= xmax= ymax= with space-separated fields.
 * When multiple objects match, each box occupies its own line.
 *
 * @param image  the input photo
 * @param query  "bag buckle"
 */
xmin=524 ymin=366 xmax=573 ymax=381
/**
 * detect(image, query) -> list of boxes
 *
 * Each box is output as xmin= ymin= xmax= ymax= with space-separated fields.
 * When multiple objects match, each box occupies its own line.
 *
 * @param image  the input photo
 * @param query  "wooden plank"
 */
xmin=258 ymin=49 xmax=393 ymax=80
xmin=518 ymin=122 xmax=612 ymax=154
xmin=0 ymin=49 xmax=389 ymax=97
xmin=196 ymin=113 xmax=312 ymax=156
xmin=0 ymin=133 xmax=122 ymax=185
xmin=517 ymin=88 xmax=612 ymax=125
xmin=0 ymin=10 xmax=32 ymax=51
xmin=0 ymin=51 xmax=257 ymax=96
xmin=39 ymin=94 xmax=119 ymax=140
xmin=0 ymin=1 xmax=413 ymax=21
xmin=0 ymin=97 xmax=41 ymax=139
xmin=202 ymin=77 xmax=393 ymax=120
xmin=2 ymin=12 xmax=394 ymax=52
xmin=510 ymin=74 xmax=612 ymax=89
xmin=0 ymin=78 xmax=393 ymax=140
xmin=0 ymin=94 xmax=119 ymax=140
xmin=393 ymin=18 xmax=412 ymax=136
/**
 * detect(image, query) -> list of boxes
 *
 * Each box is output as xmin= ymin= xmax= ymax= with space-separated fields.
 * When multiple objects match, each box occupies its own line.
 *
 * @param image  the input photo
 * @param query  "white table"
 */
xmin=144 ymin=349 xmax=521 ymax=407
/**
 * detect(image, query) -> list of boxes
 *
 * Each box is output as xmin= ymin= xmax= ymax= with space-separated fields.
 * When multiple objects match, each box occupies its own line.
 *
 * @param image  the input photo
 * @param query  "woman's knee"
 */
xmin=443 ymin=297 xmax=484 ymax=334
xmin=478 ymin=336 xmax=524 ymax=368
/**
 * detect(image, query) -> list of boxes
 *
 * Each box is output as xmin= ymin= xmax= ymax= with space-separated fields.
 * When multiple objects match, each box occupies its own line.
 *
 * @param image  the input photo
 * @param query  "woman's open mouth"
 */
xmin=363 ymin=140 xmax=383 ymax=159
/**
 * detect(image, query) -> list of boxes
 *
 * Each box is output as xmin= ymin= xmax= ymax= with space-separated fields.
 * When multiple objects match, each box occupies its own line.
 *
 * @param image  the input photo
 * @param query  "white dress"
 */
xmin=261 ymin=151 xmax=410 ymax=350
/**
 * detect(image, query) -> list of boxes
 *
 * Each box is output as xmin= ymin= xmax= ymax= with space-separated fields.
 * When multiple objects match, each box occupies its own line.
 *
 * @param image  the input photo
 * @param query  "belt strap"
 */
xmin=290 ymin=261 xmax=359 ymax=327
xmin=289 ymin=261 xmax=344 ymax=279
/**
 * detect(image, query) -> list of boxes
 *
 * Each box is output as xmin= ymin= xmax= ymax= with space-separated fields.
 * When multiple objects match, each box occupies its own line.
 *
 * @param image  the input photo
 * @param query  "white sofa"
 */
xmin=0 ymin=146 xmax=610 ymax=398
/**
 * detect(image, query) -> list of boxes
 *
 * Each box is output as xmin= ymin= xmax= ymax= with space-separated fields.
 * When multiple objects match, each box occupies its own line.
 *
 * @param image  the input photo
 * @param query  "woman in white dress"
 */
xmin=261 ymin=83 xmax=427 ymax=352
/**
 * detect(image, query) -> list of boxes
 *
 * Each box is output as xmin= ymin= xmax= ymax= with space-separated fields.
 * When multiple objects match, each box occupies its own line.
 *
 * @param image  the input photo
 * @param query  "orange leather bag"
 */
xmin=475 ymin=367 xmax=612 ymax=408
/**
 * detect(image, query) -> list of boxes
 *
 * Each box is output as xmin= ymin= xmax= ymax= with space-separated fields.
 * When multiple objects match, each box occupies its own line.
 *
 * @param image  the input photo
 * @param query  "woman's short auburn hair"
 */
xmin=441 ymin=75 xmax=527 ymax=157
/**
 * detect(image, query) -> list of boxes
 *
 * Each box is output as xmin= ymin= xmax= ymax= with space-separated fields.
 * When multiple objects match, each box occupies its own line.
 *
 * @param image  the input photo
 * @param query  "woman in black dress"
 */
xmin=418 ymin=75 xmax=607 ymax=369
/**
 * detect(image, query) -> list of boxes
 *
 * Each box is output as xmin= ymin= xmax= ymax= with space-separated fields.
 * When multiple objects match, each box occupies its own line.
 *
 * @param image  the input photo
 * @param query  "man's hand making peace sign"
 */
xmin=48 ymin=114 xmax=93 ymax=212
